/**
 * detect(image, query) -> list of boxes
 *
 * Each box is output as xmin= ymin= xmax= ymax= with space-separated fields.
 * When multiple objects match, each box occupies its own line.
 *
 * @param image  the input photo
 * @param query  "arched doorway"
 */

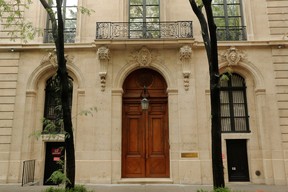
xmin=122 ymin=68 xmax=170 ymax=178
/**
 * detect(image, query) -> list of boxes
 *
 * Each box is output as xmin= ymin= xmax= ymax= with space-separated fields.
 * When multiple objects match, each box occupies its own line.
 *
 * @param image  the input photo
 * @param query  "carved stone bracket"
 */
xmin=97 ymin=46 xmax=110 ymax=91
xmin=179 ymin=45 xmax=192 ymax=91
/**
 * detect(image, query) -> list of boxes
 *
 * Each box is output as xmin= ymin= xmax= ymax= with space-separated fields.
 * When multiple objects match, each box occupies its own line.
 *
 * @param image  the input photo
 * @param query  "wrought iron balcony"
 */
xmin=96 ymin=21 xmax=193 ymax=39
xmin=216 ymin=26 xmax=247 ymax=41
xmin=44 ymin=28 xmax=76 ymax=43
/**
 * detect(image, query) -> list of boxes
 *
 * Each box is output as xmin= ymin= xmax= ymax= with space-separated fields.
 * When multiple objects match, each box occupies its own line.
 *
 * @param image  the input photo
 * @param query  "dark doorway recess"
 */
xmin=44 ymin=142 xmax=65 ymax=185
xmin=226 ymin=139 xmax=250 ymax=182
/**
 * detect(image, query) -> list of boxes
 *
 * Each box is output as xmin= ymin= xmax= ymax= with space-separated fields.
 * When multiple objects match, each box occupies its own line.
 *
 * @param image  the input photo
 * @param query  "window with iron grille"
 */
xmin=220 ymin=74 xmax=250 ymax=133
xmin=43 ymin=76 xmax=73 ymax=134
xmin=212 ymin=0 xmax=246 ymax=41
xmin=44 ymin=0 xmax=78 ymax=43
xmin=129 ymin=0 xmax=160 ymax=38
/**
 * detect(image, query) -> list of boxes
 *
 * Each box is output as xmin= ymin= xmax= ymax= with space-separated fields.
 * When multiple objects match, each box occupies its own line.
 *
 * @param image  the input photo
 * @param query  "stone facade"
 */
xmin=0 ymin=0 xmax=288 ymax=186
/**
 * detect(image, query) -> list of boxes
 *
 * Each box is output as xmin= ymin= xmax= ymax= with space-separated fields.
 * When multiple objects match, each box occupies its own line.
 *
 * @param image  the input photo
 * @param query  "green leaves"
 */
xmin=0 ymin=0 xmax=37 ymax=42
xmin=78 ymin=107 xmax=97 ymax=117
xmin=78 ymin=6 xmax=95 ymax=16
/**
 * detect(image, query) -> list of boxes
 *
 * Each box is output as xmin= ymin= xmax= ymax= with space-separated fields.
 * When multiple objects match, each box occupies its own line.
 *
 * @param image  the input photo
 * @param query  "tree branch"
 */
xmin=188 ymin=0 xmax=211 ymax=62
xmin=39 ymin=0 xmax=58 ymax=42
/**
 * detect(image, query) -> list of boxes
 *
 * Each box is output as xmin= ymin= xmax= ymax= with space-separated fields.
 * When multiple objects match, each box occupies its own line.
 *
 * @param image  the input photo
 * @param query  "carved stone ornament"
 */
xmin=128 ymin=47 xmax=161 ymax=67
xmin=41 ymin=50 xmax=74 ymax=68
xmin=220 ymin=47 xmax=244 ymax=66
xmin=183 ymin=72 xmax=191 ymax=91
xmin=97 ymin=46 xmax=110 ymax=61
xmin=97 ymin=46 xmax=111 ymax=92
xmin=137 ymin=47 xmax=152 ymax=66
xmin=179 ymin=45 xmax=192 ymax=91
xmin=179 ymin=45 xmax=192 ymax=61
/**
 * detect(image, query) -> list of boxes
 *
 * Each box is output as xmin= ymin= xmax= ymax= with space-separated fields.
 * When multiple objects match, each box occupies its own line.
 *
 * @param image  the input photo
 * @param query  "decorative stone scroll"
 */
xmin=179 ymin=45 xmax=192 ymax=91
xmin=41 ymin=50 xmax=74 ymax=68
xmin=97 ymin=46 xmax=111 ymax=91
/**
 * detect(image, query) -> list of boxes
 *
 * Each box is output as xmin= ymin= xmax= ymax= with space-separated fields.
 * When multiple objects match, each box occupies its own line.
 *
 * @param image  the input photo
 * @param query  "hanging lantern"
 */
xmin=141 ymin=97 xmax=149 ymax=110
xmin=141 ymin=86 xmax=149 ymax=110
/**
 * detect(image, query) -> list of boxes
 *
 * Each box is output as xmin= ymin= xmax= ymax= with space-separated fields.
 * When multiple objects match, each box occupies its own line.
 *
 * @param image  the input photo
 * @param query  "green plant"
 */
xmin=43 ymin=185 xmax=93 ymax=192
xmin=47 ymin=170 xmax=70 ymax=186
xmin=214 ymin=187 xmax=232 ymax=192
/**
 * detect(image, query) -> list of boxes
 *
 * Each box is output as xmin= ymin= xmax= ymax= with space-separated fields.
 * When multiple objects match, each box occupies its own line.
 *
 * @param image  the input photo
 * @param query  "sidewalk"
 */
xmin=0 ymin=183 xmax=287 ymax=192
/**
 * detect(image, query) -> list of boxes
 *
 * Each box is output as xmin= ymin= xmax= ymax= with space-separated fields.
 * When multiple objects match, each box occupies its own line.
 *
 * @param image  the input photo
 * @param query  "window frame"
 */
xmin=44 ymin=0 xmax=78 ymax=43
xmin=128 ymin=0 xmax=160 ymax=38
xmin=212 ymin=0 xmax=246 ymax=41
xmin=220 ymin=74 xmax=250 ymax=133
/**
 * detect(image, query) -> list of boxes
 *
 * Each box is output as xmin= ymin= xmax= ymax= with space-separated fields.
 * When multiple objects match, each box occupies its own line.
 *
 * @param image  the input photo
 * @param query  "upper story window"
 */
xmin=212 ymin=0 xmax=246 ymax=41
xmin=129 ymin=0 xmax=160 ymax=38
xmin=44 ymin=0 xmax=78 ymax=43
xmin=220 ymin=74 xmax=250 ymax=133
xmin=43 ymin=76 xmax=73 ymax=134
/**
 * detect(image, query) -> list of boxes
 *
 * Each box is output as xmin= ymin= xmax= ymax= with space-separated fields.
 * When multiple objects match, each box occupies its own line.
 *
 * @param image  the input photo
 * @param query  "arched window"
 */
xmin=43 ymin=75 xmax=73 ymax=134
xmin=220 ymin=73 xmax=250 ymax=133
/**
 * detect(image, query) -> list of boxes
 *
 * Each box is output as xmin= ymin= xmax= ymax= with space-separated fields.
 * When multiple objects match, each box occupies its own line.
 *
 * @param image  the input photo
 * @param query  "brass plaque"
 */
xmin=181 ymin=152 xmax=198 ymax=158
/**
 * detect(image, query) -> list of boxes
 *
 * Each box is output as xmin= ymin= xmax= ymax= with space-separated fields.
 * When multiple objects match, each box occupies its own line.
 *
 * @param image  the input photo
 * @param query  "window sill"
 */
xmin=41 ymin=134 xmax=65 ymax=142
xmin=222 ymin=132 xmax=252 ymax=140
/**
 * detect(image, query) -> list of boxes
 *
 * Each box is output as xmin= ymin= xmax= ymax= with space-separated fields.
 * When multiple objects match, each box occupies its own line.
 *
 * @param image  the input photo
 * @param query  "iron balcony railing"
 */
xmin=96 ymin=21 xmax=193 ymax=39
xmin=44 ymin=28 xmax=76 ymax=43
xmin=216 ymin=26 xmax=247 ymax=41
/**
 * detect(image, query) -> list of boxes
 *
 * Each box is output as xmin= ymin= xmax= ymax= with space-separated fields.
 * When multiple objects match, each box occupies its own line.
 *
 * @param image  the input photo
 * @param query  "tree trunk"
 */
xmin=189 ymin=0 xmax=225 ymax=188
xmin=39 ymin=0 xmax=76 ymax=188
xmin=55 ymin=0 xmax=75 ymax=189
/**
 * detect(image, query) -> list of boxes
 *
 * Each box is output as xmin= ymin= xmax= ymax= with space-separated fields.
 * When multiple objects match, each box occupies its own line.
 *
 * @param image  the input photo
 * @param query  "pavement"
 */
xmin=0 ymin=183 xmax=287 ymax=192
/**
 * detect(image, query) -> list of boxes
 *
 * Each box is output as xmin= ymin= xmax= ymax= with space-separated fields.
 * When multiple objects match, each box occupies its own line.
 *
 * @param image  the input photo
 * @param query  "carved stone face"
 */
xmin=225 ymin=47 xmax=241 ymax=66
xmin=179 ymin=45 xmax=192 ymax=60
xmin=98 ymin=47 xmax=110 ymax=60
xmin=137 ymin=47 xmax=152 ymax=66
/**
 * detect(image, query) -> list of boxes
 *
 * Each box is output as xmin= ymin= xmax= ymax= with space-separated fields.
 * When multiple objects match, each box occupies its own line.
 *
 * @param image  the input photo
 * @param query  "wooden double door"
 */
xmin=122 ymin=68 xmax=170 ymax=178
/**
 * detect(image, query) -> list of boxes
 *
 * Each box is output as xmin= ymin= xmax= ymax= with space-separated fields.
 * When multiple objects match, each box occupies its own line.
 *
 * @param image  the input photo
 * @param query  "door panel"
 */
xmin=226 ymin=139 xmax=250 ymax=181
xmin=146 ymin=103 xmax=169 ymax=177
xmin=122 ymin=104 xmax=145 ymax=177
xmin=122 ymin=102 xmax=169 ymax=178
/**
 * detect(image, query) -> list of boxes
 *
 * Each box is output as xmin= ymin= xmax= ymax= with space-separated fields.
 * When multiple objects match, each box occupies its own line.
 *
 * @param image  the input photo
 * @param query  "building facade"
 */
xmin=0 ymin=0 xmax=288 ymax=186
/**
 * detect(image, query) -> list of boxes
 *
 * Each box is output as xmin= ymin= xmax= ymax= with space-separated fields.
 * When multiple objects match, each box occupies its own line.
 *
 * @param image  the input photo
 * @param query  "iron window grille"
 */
xmin=44 ymin=0 xmax=77 ymax=43
xmin=43 ymin=76 xmax=73 ymax=134
xmin=220 ymin=74 xmax=250 ymax=133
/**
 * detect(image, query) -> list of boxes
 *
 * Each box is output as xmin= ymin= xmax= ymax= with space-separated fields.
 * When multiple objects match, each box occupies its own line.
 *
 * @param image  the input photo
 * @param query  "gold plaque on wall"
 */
xmin=181 ymin=152 xmax=198 ymax=158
